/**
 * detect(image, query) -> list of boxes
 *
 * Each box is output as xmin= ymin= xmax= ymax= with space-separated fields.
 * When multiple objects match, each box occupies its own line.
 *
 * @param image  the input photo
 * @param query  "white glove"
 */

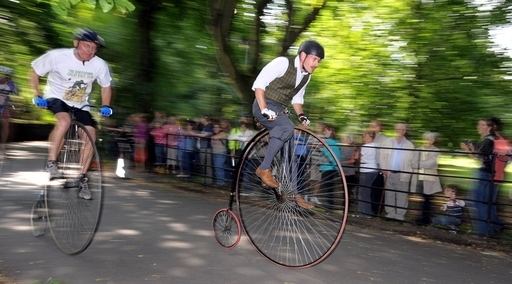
xmin=261 ymin=108 xmax=277 ymax=120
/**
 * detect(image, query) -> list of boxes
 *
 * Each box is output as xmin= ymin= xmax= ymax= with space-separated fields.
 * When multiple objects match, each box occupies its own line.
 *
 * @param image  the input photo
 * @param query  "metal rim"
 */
xmin=45 ymin=121 xmax=103 ymax=255
xmin=236 ymin=127 xmax=349 ymax=268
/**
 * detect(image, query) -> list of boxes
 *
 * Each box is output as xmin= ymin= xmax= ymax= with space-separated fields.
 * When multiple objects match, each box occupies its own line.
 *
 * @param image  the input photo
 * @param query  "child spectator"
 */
xmin=432 ymin=184 xmax=466 ymax=233
xmin=150 ymin=121 xmax=166 ymax=174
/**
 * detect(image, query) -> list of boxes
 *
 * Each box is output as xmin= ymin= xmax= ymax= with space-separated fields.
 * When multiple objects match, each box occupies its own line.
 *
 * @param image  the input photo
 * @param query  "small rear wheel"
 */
xmin=212 ymin=208 xmax=241 ymax=249
xmin=31 ymin=199 xmax=47 ymax=237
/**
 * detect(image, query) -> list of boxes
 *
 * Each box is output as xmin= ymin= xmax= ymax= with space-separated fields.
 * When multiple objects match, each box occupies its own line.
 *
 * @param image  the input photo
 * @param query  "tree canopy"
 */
xmin=2 ymin=0 xmax=512 ymax=146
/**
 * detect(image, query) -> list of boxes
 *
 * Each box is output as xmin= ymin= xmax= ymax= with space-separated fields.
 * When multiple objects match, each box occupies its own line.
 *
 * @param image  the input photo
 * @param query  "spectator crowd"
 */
xmin=103 ymin=113 xmax=510 ymax=238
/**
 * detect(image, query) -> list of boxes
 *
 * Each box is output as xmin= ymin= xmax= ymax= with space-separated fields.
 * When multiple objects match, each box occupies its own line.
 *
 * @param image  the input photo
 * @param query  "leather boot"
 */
xmin=295 ymin=195 xmax=314 ymax=209
xmin=255 ymin=167 xmax=279 ymax=188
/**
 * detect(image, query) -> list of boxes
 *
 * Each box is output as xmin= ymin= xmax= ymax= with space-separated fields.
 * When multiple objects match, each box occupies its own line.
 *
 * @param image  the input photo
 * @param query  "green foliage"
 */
xmin=296 ymin=0 xmax=512 ymax=147
xmin=4 ymin=0 xmax=512 ymax=146
xmin=48 ymin=0 xmax=135 ymax=16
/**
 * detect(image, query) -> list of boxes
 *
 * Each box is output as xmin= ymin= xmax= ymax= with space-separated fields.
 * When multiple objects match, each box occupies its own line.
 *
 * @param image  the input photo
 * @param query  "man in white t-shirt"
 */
xmin=0 ymin=65 xmax=18 ymax=144
xmin=30 ymin=28 xmax=113 ymax=200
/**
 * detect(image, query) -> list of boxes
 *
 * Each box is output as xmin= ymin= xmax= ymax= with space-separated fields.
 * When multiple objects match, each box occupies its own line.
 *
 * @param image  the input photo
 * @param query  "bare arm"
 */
xmin=255 ymin=88 xmax=267 ymax=111
xmin=460 ymin=142 xmax=476 ymax=159
xmin=211 ymin=132 xmax=227 ymax=140
xmin=101 ymin=86 xmax=112 ymax=106
xmin=29 ymin=68 xmax=41 ymax=97
xmin=292 ymin=103 xmax=308 ymax=127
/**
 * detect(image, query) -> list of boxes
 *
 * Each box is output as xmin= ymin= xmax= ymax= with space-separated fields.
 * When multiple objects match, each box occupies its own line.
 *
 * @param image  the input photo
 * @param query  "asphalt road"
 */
xmin=0 ymin=142 xmax=511 ymax=284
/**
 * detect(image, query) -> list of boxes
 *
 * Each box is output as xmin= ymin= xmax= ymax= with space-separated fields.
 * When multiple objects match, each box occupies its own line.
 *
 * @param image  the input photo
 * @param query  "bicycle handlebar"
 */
xmin=74 ymin=104 xmax=97 ymax=110
xmin=0 ymin=90 xmax=16 ymax=95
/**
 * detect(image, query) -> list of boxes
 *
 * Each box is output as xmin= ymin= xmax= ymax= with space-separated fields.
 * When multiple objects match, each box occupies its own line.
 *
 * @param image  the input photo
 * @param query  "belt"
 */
xmin=277 ymin=108 xmax=289 ymax=116
xmin=266 ymin=99 xmax=289 ymax=116
xmin=255 ymin=107 xmax=289 ymax=123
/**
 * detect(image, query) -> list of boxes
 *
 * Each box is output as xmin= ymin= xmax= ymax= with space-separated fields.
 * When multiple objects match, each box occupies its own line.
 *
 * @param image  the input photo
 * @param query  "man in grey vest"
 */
xmin=251 ymin=40 xmax=324 ymax=209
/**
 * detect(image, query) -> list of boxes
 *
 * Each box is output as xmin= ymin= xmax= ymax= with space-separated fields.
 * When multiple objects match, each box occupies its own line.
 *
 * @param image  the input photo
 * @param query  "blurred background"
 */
xmin=2 ymin=0 xmax=512 ymax=146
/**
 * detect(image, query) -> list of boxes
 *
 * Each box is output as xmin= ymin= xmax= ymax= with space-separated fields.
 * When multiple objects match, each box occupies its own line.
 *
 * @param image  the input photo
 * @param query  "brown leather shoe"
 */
xmin=255 ymin=167 xmax=279 ymax=188
xmin=295 ymin=195 xmax=314 ymax=209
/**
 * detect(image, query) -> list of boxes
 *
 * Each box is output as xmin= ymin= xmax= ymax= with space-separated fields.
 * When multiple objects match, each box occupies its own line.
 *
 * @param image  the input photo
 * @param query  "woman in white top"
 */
xmin=356 ymin=130 xmax=379 ymax=217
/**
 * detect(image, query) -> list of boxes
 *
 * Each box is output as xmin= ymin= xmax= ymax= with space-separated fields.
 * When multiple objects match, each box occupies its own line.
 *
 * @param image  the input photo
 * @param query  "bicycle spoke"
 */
xmin=46 ymin=121 xmax=102 ymax=255
xmin=236 ymin=127 xmax=348 ymax=268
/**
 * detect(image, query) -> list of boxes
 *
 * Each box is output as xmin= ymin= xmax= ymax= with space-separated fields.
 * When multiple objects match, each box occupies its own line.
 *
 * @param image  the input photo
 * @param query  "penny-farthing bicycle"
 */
xmin=31 ymin=105 xmax=103 ymax=255
xmin=212 ymin=126 xmax=348 ymax=268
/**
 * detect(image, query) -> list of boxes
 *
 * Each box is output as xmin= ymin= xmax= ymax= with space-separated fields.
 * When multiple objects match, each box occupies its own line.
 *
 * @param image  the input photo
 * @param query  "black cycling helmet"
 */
xmin=297 ymin=40 xmax=324 ymax=59
xmin=73 ymin=28 xmax=105 ymax=47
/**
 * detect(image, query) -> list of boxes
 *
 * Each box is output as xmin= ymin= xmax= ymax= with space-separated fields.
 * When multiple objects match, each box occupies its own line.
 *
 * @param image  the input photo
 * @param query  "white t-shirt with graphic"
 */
xmin=31 ymin=48 xmax=112 ymax=110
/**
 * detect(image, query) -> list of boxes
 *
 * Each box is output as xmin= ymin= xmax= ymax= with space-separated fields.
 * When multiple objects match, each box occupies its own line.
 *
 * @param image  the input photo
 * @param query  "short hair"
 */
xmin=422 ymin=131 xmax=436 ymax=140
xmin=371 ymin=120 xmax=383 ymax=128
xmin=394 ymin=123 xmax=407 ymax=130
xmin=444 ymin=184 xmax=458 ymax=193
xmin=341 ymin=134 xmax=354 ymax=144
xmin=364 ymin=130 xmax=376 ymax=140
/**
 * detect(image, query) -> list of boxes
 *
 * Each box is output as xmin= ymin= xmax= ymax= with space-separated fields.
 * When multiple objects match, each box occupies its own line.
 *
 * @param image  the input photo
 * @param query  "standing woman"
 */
xmin=211 ymin=122 xmax=228 ymax=186
xmin=410 ymin=132 xmax=442 ymax=225
xmin=460 ymin=118 xmax=501 ymax=236
xmin=356 ymin=130 xmax=380 ymax=217
xmin=319 ymin=124 xmax=342 ymax=210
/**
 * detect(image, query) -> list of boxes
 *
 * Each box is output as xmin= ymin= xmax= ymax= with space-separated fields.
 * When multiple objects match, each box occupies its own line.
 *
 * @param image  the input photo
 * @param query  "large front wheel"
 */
xmin=235 ymin=127 xmax=349 ymax=268
xmin=45 ymin=121 xmax=103 ymax=255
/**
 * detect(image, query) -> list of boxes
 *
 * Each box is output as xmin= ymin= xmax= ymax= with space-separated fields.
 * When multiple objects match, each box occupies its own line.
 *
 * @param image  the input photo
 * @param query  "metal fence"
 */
xmin=106 ymin=131 xmax=512 ymax=238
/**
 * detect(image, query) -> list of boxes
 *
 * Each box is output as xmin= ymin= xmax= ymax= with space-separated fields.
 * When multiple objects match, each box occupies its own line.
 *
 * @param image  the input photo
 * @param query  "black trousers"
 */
xmin=371 ymin=172 xmax=385 ymax=215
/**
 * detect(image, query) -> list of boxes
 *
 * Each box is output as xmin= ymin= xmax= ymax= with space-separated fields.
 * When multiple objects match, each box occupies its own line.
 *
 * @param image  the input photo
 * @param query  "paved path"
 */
xmin=0 ymin=142 xmax=511 ymax=283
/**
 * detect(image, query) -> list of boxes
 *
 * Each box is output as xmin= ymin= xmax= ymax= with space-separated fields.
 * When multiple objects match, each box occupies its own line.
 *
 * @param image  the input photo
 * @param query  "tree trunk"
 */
xmin=206 ymin=0 xmax=327 ymax=114
xmin=206 ymin=0 xmax=254 ymax=112
xmin=133 ymin=0 xmax=162 ymax=113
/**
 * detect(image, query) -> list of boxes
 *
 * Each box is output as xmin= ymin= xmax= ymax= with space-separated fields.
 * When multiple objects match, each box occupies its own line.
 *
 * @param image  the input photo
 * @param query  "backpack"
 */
xmin=493 ymin=135 xmax=511 ymax=183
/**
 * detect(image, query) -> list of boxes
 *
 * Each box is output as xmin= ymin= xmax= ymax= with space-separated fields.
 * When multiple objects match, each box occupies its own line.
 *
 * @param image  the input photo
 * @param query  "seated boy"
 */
xmin=432 ymin=184 xmax=465 ymax=233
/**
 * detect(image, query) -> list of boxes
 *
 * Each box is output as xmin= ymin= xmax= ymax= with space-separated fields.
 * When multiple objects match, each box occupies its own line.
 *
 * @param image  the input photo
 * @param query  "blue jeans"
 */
xmin=212 ymin=153 xmax=227 ymax=185
xmin=358 ymin=171 xmax=378 ymax=216
xmin=181 ymin=150 xmax=195 ymax=174
xmin=432 ymin=215 xmax=460 ymax=227
xmin=468 ymin=170 xmax=502 ymax=236
xmin=154 ymin=144 xmax=165 ymax=165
